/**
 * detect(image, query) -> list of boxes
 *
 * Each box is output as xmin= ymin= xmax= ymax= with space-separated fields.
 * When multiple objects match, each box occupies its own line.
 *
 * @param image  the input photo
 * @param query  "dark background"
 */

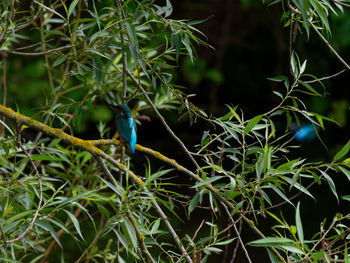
xmin=142 ymin=1 xmax=350 ymax=261
xmin=2 ymin=1 xmax=350 ymax=262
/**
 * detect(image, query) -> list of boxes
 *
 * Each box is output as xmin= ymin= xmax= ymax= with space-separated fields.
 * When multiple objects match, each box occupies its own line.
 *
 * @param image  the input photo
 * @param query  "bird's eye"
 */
xmin=118 ymin=109 xmax=126 ymax=117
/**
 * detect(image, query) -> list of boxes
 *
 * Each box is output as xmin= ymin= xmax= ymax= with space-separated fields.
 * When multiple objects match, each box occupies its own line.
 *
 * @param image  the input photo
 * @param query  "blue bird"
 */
xmin=111 ymin=104 xmax=137 ymax=154
xmin=293 ymin=124 xmax=317 ymax=143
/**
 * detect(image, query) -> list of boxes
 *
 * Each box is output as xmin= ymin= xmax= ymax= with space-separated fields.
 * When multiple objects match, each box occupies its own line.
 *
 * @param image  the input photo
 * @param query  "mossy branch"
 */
xmin=0 ymin=105 xmax=285 ymax=262
xmin=0 ymin=105 xmax=192 ymax=263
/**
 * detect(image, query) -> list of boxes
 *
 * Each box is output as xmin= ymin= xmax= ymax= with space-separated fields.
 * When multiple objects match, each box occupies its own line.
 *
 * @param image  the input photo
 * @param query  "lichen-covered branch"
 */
xmin=0 ymin=105 xmax=192 ymax=262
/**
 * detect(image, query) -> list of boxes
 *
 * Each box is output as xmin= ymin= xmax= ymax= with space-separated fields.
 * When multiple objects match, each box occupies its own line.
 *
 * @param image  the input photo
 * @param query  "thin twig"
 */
xmin=288 ymin=3 xmax=350 ymax=71
xmin=127 ymin=69 xmax=200 ymax=171
xmin=303 ymin=69 xmax=346 ymax=84
xmin=75 ymin=216 xmax=105 ymax=263
xmin=223 ymin=205 xmax=253 ymax=263
xmin=310 ymin=23 xmax=350 ymax=71
xmin=3 ymin=45 xmax=71 ymax=56
xmin=230 ymin=219 xmax=243 ymax=263
xmin=233 ymin=222 xmax=252 ymax=263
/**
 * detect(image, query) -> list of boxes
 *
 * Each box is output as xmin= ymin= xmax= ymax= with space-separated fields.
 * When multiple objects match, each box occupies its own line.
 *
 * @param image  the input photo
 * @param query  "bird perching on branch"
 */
xmin=110 ymin=104 xmax=137 ymax=154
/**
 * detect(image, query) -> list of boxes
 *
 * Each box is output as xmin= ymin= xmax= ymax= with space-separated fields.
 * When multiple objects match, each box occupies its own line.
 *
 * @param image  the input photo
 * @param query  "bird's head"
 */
xmin=110 ymin=104 xmax=132 ymax=118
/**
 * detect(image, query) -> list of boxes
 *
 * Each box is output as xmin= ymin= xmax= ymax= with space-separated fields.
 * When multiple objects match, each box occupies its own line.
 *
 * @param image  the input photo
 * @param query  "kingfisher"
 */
xmin=111 ymin=104 xmax=137 ymax=154
xmin=293 ymin=124 xmax=317 ymax=143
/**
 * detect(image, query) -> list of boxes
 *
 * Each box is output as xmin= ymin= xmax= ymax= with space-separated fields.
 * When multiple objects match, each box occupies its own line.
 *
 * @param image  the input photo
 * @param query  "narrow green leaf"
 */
xmin=269 ymin=184 xmax=294 ymax=207
xmin=150 ymin=218 xmax=161 ymax=234
xmin=64 ymin=210 xmax=84 ymax=241
xmin=267 ymin=248 xmax=283 ymax=263
xmin=248 ymin=237 xmax=294 ymax=247
xmin=192 ymin=176 xmax=223 ymax=188
xmin=123 ymin=219 xmax=138 ymax=249
xmin=146 ymin=169 xmax=174 ymax=185
xmin=309 ymin=0 xmax=331 ymax=33
xmin=125 ymin=22 xmax=139 ymax=50
xmin=284 ymin=177 xmax=314 ymax=199
xmin=312 ymin=250 xmax=326 ymax=262
xmin=333 ymin=141 xmax=350 ymax=161
xmin=342 ymin=195 xmax=350 ymax=202
xmin=345 ymin=244 xmax=350 ymax=263
xmin=215 ymin=237 xmax=236 ymax=246
xmin=188 ymin=191 xmax=201 ymax=216
xmin=230 ymin=200 xmax=244 ymax=215
xmin=292 ymin=0 xmax=310 ymax=37
xmin=280 ymin=245 xmax=304 ymax=254
xmin=339 ymin=166 xmax=350 ymax=181
xmin=321 ymin=171 xmax=338 ymax=203
xmin=295 ymin=202 xmax=304 ymax=245
xmin=68 ymin=0 xmax=79 ymax=17
xmin=36 ymin=221 xmax=62 ymax=248
xmin=52 ymin=55 xmax=66 ymax=67
xmin=34 ymin=1 xmax=66 ymax=21
xmin=182 ymin=34 xmax=193 ymax=62
xmin=98 ymin=176 xmax=123 ymax=198
xmin=300 ymin=82 xmax=321 ymax=97
xmin=244 ymin=114 xmax=263 ymax=135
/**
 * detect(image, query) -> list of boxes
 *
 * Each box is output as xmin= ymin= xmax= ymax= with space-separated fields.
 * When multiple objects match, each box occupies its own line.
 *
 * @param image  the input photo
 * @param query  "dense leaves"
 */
xmin=0 ymin=0 xmax=349 ymax=263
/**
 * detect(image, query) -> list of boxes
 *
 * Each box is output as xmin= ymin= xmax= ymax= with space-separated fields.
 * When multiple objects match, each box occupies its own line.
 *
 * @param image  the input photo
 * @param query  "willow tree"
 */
xmin=0 ymin=1 xmax=349 ymax=262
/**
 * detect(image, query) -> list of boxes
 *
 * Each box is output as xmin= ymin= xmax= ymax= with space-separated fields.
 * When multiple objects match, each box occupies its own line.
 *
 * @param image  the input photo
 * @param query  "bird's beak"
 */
xmin=108 ymin=104 xmax=118 ymax=109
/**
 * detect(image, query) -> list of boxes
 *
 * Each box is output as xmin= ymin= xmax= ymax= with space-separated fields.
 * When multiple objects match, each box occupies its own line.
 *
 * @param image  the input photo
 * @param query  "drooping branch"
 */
xmin=0 ymin=105 xmax=287 ymax=261
xmin=0 ymin=105 xmax=192 ymax=263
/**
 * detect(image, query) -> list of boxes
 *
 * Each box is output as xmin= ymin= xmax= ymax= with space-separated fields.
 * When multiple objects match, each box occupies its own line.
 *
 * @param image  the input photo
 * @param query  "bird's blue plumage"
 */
xmin=293 ymin=124 xmax=317 ymax=143
xmin=114 ymin=104 xmax=137 ymax=154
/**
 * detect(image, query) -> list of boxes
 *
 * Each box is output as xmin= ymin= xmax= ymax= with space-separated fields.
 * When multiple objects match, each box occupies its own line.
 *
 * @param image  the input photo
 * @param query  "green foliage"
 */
xmin=0 ymin=0 xmax=350 ymax=262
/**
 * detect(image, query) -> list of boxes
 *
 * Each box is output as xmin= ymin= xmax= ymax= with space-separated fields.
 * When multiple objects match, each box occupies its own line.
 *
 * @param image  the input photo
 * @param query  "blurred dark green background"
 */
xmin=2 ymin=1 xmax=350 ymax=262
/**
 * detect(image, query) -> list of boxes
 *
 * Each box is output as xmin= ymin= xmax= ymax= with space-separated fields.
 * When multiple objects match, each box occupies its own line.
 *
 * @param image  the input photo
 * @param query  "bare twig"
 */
xmin=75 ymin=216 xmax=105 ymax=263
xmin=310 ymin=23 xmax=350 ymax=71
xmin=3 ymin=45 xmax=71 ymax=56
xmin=230 ymin=219 xmax=243 ymax=263
xmin=223 ymin=205 xmax=253 ymax=263
xmin=233 ymin=222 xmax=252 ymax=263
xmin=303 ymin=69 xmax=346 ymax=84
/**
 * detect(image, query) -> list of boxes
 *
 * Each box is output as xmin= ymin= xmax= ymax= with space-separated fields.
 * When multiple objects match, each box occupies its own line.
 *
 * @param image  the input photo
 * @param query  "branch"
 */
xmin=310 ymin=22 xmax=350 ymax=71
xmin=2 ymin=45 xmax=71 ymax=56
xmin=288 ymin=3 xmax=350 ymax=71
xmin=0 ymin=105 xmax=286 ymax=261
xmin=0 ymin=105 xmax=192 ymax=263
xmin=302 ymin=69 xmax=346 ymax=84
